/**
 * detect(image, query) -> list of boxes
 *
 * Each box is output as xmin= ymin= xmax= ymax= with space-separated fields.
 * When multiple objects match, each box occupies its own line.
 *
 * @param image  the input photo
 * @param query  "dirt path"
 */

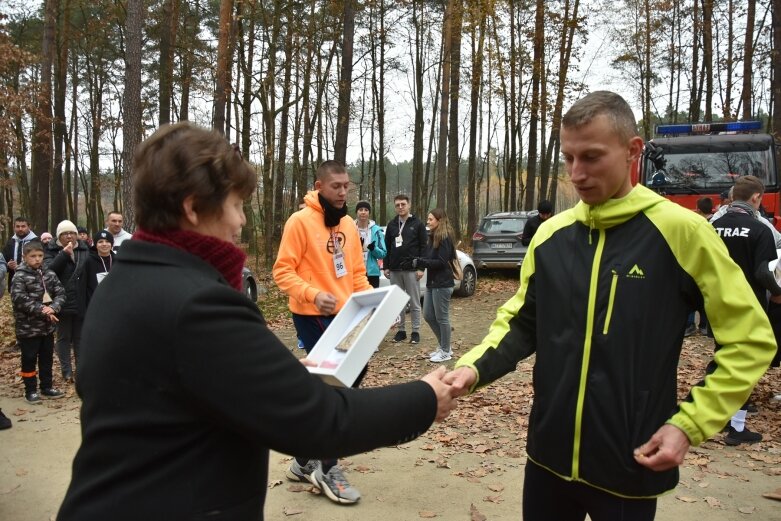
xmin=1 ymin=275 xmax=780 ymax=520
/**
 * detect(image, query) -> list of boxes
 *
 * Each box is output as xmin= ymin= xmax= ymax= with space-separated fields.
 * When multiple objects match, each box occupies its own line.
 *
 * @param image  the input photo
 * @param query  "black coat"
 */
xmin=415 ymin=236 xmax=456 ymax=289
xmin=84 ymin=250 xmax=115 ymax=304
xmin=384 ymin=214 xmax=428 ymax=270
xmin=57 ymin=240 xmax=436 ymax=521
xmin=44 ymin=240 xmax=90 ymax=317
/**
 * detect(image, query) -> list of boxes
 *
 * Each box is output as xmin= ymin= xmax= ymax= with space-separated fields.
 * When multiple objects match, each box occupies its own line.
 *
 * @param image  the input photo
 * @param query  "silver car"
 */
xmin=471 ymin=211 xmax=536 ymax=269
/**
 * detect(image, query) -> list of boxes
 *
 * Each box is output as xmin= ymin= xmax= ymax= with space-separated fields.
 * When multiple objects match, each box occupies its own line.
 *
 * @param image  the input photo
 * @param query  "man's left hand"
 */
xmin=634 ymin=424 xmax=690 ymax=471
xmin=416 ymin=270 xmax=424 ymax=281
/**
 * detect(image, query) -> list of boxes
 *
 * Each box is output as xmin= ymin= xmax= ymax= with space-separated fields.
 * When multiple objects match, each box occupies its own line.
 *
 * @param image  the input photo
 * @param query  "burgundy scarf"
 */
xmin=133 ymin=228 xmax=246 ymax=292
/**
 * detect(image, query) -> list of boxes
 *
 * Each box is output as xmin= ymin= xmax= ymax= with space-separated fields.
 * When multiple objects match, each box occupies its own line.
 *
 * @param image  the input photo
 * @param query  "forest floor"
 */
xmin=0 ymin=271 xmax=780 ymax=520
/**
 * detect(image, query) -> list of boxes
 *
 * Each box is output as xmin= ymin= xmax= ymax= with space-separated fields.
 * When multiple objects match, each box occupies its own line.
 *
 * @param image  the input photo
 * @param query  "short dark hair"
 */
xmin=133 ymin=122 xmax=257 ymax=232
xmin=732 ymin=175 xmax=764 ymax=202
xmin=696 ymin=197 xmax=713 ymax=215
xmin=316 ymin=160 xmax=347 ymax=181
xmin=538 ymin=200 xmax=553 ymax=214
xmin=394 ymin=194 xmax=410 ymax=203
xmin=14 ymin=216 xmax=29 ymax=224
xmin=22 ymin=240 xmax=44 ymax=255
xmin=562 ymin=91 xmax=638 ymax=144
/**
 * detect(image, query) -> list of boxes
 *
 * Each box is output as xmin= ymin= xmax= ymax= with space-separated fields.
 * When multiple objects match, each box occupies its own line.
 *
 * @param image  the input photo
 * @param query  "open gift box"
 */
xmin=306 ymin=285 xmax=410 ymax=387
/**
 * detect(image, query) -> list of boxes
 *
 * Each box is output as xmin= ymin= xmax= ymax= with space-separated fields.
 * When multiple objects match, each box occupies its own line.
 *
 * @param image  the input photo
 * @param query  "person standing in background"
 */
xmin=384 ymin=194 xmax=428 ymax=345
xmin=44 ymin=220 xmax=90 ymax=383
xmin=3 ymin=216 xmax=37 ymax=292
xmin=521 ymin=200 xmax=554 ymax=246
xmin=413 ymin=208 xmax=456 ymax=363
xmin=105 ymin=211 xmax=133 ymax=251
xmin=354 ymin=201 xmax=386 ymax=288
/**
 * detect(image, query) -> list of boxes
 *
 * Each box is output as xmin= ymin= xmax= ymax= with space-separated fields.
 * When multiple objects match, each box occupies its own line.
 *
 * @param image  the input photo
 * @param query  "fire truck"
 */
xmin=636 ymin=121 xmax=781 ymax=230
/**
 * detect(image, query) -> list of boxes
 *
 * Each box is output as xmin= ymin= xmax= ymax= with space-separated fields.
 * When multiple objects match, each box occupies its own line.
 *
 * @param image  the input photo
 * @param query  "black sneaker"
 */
xmin=25 ymin=392 xmax=42 ymax=405
xmin=683 ymin=325 xmax=696 ymax=337
xmin=0 ymin=409 xmax=11 ymax=430
xmin=41 ymin=388 xmax=65 ymax=399
xmin=410 ymin=332 xmax=420 ymax=344
xmin=724 ymin=426 xmax=763 ymax=446
xmin=392 ymin=331 xmax=407 ymax=343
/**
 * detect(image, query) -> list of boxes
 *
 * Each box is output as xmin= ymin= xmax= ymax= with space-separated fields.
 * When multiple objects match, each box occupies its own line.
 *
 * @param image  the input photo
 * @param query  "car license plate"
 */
xmin=490 ymin=243 xmax=513 ymax=249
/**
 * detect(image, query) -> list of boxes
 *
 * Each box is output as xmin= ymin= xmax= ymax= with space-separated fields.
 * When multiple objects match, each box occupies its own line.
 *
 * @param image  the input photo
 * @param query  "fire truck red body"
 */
xmin=636 ymin=122 xmax=781 ymax=230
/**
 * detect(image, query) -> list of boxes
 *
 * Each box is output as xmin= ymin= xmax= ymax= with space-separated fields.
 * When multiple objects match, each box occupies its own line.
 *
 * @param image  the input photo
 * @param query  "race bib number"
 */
xmin=333 ymin=251 xmax=347 ymax=278
xmin=395 ymin=236 xmax=403 ymax=247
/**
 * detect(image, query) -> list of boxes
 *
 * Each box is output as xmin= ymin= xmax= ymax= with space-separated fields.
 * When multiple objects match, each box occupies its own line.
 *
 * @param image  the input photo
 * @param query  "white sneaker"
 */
xmin=772 ymin=393 xmax=781 ymax=401
xmin=429 ymin=349 xmax=452 ymax=363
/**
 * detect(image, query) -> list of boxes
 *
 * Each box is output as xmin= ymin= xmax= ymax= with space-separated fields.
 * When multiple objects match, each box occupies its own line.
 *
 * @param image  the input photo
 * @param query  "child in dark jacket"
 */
xmin=85 ymin=230 xmax=115 ymax=303
xmin=11 ymin=241 xmax=67 ymax=404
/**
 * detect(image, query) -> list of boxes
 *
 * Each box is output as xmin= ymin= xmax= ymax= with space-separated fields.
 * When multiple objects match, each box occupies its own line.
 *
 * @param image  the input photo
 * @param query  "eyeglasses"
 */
xmin=60 ymin=231 xmax=77 ymax=236
xmin=395 ymin=203 xmax=408 ymax=208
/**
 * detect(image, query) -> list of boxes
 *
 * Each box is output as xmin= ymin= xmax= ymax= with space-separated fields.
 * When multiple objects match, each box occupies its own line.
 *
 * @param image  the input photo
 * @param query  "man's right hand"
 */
xmin=314 ymin=291 xmax=338 ymax=315
xmin=421 ymin=366 xmax=457 ymax=422
xmin=443 ymin=366 xmax=477 ymax=398
xmin=7 ymin=260 xmax=17 ymax=270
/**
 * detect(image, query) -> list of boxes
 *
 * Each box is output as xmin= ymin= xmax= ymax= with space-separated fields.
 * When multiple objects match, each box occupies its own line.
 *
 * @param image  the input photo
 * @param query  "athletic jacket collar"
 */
xmin=571 ymin=184 xmax=666 ymax=230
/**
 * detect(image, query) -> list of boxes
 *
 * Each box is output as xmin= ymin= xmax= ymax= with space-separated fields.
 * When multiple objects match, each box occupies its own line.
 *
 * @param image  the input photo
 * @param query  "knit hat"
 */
xmin=356 ymin=200 xmax=371 ymax=212
xmin=93 ymin=230 xmax=114 ymax=246
xmin=77 ymin=226 xmax=88 ymax=235
xmin=56 ymin=220 xmax=78 ymax=238
xmin=40 ymin=232 xmax=53 ymax=242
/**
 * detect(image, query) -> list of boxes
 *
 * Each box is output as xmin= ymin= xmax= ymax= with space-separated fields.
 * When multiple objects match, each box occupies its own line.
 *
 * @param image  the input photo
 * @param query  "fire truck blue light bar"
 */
xmin=655 ymin=121 xmax=762 ymax=135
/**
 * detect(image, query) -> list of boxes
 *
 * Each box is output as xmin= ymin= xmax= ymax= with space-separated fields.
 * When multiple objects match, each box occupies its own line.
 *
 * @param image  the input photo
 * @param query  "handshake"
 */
xmin=420 ymin=366 xmax=476 ymax=422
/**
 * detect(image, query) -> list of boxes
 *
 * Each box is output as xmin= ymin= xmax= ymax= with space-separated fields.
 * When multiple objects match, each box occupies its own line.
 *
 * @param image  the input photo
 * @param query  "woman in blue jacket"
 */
xmin=354 ymin=201 xmax=386 ymax=288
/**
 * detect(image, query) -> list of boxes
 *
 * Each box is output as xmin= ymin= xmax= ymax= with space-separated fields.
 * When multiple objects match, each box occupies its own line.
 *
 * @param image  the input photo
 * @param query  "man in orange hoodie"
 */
xmin=273 ymin=160 xmax=372 ymax=506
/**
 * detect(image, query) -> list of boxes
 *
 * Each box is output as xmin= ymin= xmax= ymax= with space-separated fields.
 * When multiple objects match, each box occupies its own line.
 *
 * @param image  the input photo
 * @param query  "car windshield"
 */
xmin=645 ymin=150 xmax=772 ymax=189
xmin=643 ymin=135 xmax=777 ymax=192
xmin=480 ymin=218 xmax=525 ymax=233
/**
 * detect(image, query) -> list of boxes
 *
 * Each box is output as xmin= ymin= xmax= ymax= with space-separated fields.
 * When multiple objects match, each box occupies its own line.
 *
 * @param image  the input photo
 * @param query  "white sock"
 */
xmin=730 ymin=409 xmax=747 ymax=432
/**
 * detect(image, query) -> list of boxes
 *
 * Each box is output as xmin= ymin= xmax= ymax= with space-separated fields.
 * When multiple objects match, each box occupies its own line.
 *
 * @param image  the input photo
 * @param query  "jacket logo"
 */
xmin=714 ymin=226 xmax=750 ymax=238
xmin=627 ymin=264 xmax=645 ymax=279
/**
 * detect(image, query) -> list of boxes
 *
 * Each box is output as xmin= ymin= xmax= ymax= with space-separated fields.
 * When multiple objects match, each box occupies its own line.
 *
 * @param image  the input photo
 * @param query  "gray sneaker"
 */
xmin=310 ymin=465 xmax=361 ymax=504
xmin=285 ymin=459 xmax=319 ymax=484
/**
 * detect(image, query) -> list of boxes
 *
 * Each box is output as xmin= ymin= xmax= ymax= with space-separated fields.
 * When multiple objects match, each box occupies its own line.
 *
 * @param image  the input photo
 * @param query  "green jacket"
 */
xmin=456 ymin=184 xmax=776 ymax=498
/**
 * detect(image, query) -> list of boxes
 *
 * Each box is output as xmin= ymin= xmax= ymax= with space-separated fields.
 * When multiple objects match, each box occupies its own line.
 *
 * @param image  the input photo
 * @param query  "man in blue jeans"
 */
xmin=273 ymin=160 xmax=372 ymax=505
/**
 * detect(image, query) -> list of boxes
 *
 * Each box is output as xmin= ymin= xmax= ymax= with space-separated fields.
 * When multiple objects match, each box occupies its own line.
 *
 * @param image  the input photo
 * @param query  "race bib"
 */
xmin=333 ymin=251 xmax=347 ymax=278
xmin=395 ymin=236 xmax=403 ymax=247
xmin=96 ymin=272 xmax=108 ymax=284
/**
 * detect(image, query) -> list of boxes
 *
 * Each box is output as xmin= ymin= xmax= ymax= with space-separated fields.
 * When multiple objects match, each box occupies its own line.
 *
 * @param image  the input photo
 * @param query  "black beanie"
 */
xmin=356 ymin=200 xmax=372 ymax=212
xmin=93 ymin=230 xmax=114 ymax=245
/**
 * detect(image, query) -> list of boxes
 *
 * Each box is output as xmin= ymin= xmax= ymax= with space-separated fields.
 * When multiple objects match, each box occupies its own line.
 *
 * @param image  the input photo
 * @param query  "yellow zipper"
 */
xmin=572 ymin=227 xmax=605 ymax=480
xmin=603 ymin=270 xmax=618 ymax=335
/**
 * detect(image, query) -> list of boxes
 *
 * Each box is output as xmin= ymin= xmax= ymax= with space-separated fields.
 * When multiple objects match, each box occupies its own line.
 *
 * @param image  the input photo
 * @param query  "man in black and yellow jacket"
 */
xmin=446 ymin=91 xmax=777 ymax=521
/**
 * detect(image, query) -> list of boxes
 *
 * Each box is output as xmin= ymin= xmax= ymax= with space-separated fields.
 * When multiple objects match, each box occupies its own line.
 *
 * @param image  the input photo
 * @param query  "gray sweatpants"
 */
xmin=389 ymin=270 xmax=421 ymax=332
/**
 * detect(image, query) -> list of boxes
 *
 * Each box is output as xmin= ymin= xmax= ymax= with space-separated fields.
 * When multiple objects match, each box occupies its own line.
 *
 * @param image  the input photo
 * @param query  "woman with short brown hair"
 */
xmin=58 ymin=122 xmax=455 ymax=521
